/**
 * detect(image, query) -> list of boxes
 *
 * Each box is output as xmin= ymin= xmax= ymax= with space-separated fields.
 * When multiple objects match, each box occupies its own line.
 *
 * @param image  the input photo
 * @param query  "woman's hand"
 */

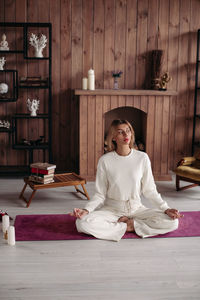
xmin=165 ymin=208 xmax=184 ymax=219
xmin=70 ymin=208 xmax=89 ymax=219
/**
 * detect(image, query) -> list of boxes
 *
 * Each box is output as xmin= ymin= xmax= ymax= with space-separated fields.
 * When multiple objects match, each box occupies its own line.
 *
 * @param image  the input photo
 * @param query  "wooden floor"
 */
xmin=0 ymin=175 xmax=200 ymax=300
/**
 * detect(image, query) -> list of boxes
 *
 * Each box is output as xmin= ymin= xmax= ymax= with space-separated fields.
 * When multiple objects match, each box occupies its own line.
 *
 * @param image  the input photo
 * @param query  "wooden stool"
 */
xmin=19 ymin=172 xmax=90 ymax=208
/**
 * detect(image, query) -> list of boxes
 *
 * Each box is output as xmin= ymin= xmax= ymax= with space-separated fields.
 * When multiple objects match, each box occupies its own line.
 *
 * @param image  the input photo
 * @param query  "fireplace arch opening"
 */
xmin=104 ymin=107 xmax=147 ymax=151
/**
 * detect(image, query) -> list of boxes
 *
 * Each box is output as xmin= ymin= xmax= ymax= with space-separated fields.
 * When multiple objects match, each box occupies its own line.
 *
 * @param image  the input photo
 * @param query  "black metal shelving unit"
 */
xmin=0 ymin=22 xmax=52 ymax=175
xmin=192 ymin=29 xmax=200 ymax=155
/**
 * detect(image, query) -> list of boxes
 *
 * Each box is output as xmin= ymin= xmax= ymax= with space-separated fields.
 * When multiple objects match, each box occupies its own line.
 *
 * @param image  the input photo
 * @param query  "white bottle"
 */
xmin=88 ymin=69 xmax=95 ymax=90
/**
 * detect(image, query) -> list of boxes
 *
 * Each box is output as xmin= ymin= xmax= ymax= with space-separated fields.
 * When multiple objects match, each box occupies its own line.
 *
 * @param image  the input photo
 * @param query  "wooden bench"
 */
xmin=19 ymin=172 xmax=90 ymax=207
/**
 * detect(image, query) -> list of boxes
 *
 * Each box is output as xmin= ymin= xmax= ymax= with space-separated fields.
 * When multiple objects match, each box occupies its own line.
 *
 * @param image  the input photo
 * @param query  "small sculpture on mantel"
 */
xmin=0 ymin=34 xmax=9 ymax=50
xmin=0 ymin=57 xmax=6 ymax=70
xmin=27 ymin=98 xmax=40 ymax=116
xmin=29 ymin=33 xmax=47 ymax=58
xmin=153 ymin=72 xmax=172 ymax=90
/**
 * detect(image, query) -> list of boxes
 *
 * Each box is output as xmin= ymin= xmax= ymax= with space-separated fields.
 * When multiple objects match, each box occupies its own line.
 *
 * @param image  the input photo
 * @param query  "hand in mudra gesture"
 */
xmin=165 ymin=208 xmax=184 ymax=219
xmin=70 ymin=208 xmax=89 ymax=219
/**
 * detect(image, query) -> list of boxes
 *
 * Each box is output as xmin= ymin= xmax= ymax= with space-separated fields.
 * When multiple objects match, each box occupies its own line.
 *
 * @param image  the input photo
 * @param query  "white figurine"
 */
xmin=29 ymin=33 xmax=47 ymax=58
xmin=0 ymin=83 xmax=8 ymax=94
xmin=0 ymin=34 xmax=9 ymax=51
xmin=0 ymin=57 xmax=6 ymax=70
xmin=0 ymin=120 xmax=10 ymax=129
xmin=27 ymin=98 xmax=40 ymax=116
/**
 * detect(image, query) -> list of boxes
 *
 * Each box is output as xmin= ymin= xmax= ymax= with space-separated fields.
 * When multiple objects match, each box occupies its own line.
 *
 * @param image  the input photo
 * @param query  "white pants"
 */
xmin=76 ymin=203 xmax=179 ymax=242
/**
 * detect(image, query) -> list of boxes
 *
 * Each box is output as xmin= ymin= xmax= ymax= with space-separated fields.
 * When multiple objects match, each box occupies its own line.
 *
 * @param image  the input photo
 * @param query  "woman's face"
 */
xmin=113 ymin=123 xmax=132 ymax=147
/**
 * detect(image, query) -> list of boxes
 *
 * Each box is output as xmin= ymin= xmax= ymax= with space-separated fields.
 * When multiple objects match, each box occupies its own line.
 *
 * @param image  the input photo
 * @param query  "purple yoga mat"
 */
xmin=14 ymin=211 xmax=200 ymax=241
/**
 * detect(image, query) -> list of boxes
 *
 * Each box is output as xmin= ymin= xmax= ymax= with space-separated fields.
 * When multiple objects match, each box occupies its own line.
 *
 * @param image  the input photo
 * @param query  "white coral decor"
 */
xmin=27 ymin=98 xmax=40 ymax=116
xmin=29 ymin=33 xmax=47 ymax=58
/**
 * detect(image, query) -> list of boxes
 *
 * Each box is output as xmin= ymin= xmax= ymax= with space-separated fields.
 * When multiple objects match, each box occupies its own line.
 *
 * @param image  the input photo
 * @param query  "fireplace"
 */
xmin=75 ymin=89 xmax=177 ymax=181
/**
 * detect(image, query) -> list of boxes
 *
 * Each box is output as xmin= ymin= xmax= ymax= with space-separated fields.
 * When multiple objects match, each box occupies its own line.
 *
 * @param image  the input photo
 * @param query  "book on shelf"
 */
xmin=30 ymin=162 xmax=56 ymax=171
xmin=31 ymin=167 xmax=55 ymax=175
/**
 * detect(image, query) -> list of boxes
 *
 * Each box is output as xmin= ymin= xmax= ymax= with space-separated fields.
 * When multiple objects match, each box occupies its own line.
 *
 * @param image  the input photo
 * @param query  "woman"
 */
xmin=71 ymin=119 xmax=183 ymax=241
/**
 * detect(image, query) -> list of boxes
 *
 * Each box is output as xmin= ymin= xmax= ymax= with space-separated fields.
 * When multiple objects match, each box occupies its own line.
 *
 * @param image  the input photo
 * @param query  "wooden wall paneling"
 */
xmin=93 ymin=0 xmax=104 ymax=89
xmin=140 ymin=95 xmax=148 ymax=113
xmin=146 ymin=96 xmax=155 ymax=168
xmin=115 ymin=0 xmax=126 ymax=89
xmin=38 ymin=0 xmax=49 ymax=162
xmin=87 ymin=95 xmax=95 ymax=176
xmin=79 ymin=96 xmax=88 ymax=177
xmin=145 ymin=0 xmax=158 ymax=90
xmin=1 ymin=0 xmax=200 ymax=176
xmin=132 ymin=96 xmax=141 ymax=110
xmin=60 ymin=0 xmax=72 ymax=169
xmin=104 ymin=0 xmax=115 ymax=89
xmin=175 ymin=0 xmax=190 ymax=161
xmin=181 ymin=0 xmax=191 ymax=156
xmin=168 ymin=0 xmax=179 ymax=169
xmin=5 ymin=0 xmax=16 ymax=166
xmin=158 ymin=0 xmax=169 ymax=74
xmin=71 ymin=0 xmax=82 ymax=88
xmin=27 ymin=0 xmax=39 ymax=162
xmin=125 ymin=0 xmax=137 ymax=89
xmin=82 ymin=0 xmax=93 ymax=77
xmin=103 ymin=95 xmax=111 ymax=114
xmin=16 ymin=0 xmax=27 ymax=166
xmin=161 ymin=96 xmax=170 ymax=175
xmin=110 ymin=95 xmax=118 ymax=110
xmin=0 ymin=0 xmax=6 ymax=166
xmin=157 ymin=0 xmax=169 ymax=172
xmin=125 ymin=95 xmax=134 ymax=107
xmin=136 ymin=0 xmax=148 ymax=89
xmin=95 ymin=95 xmax=103 ymax=170
xmin=147 ymin=0 xmax=158 ymax=51
xmin=153 ymin=97 xmax=162 ymax=175
xmin=118 ymin=95 xmax=126 ymax=107
xmin=71 ymin=0 xmax=82 ymax=171
xmin=50 ymin=0 xmax=61 ymax=167
xmin=188 ymin=0 xmax=200 ymax=157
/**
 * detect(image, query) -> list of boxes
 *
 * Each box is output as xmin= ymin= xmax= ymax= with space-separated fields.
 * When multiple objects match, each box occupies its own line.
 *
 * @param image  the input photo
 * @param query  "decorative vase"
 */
xmin=113 ymin=77 xmax=119 ymax=90
xmin=30 ymin=110 xmax=37 ymax=117
xmin=34 ymin=48 xmax=43 ymax=58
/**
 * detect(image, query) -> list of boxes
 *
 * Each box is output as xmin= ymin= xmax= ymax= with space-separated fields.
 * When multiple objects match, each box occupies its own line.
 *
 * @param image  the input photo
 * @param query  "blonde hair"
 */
xmin=106 ymin=119 xmax=135 ymax=152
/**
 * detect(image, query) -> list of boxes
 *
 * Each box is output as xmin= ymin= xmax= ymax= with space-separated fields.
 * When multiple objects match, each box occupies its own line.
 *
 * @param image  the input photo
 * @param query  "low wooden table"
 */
xmin=19 ymin=172 xmax=90 ymax=208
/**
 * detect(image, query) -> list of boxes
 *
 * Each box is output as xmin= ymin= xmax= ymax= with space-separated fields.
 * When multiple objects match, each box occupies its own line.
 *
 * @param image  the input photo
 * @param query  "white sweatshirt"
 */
xmin=84 ymin=149 xmax=170 ymax=213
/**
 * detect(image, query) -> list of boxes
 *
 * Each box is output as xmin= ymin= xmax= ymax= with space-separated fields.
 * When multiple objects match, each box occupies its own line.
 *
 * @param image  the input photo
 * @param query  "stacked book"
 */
xmin=29 ymin=162 xmax=56 ymax=184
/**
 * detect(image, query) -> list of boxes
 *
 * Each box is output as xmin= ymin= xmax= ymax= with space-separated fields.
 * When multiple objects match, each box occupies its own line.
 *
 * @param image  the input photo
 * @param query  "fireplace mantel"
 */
xmin=75 ymin=89 xmax=178 ymax=96
xmin=76 ymin=90 xmax=177 ymax=181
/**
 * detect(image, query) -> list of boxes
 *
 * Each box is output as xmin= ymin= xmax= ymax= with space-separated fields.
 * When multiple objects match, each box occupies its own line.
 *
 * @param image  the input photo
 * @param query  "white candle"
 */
xmin=8 ymin=226 xmax=15 ymax=246
xmin=88 ymin=69 xmax=95 ymax=90
xmin=82 ymin=77 xmax=88 ymax=90
xmin=2 ymin=215 xmax=9 ymax=233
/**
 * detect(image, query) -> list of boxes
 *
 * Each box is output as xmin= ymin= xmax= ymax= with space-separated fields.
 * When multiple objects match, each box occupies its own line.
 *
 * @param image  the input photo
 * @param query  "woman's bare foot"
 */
xmin=118 ymin=216 xmax=135 ymax=232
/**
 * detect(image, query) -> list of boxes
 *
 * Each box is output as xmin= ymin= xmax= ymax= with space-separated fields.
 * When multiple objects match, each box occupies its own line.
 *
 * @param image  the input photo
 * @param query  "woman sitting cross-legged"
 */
xmin=71 ymin=119 xmax=183 ymax=242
